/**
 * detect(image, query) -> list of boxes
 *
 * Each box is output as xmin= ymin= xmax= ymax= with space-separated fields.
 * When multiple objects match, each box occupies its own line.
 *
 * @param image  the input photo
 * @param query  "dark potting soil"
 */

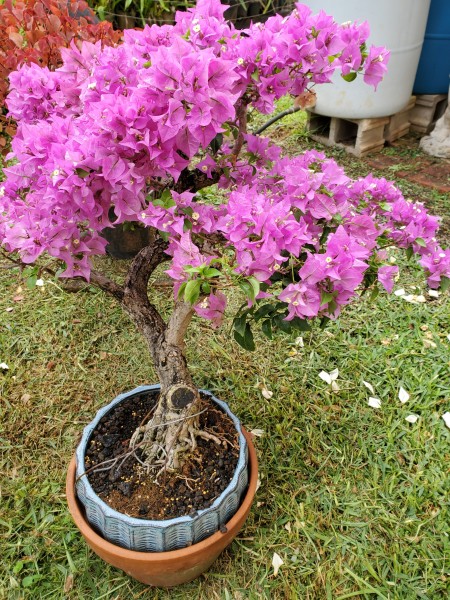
xmin=84 ymin=391 xmax=240 ymax=520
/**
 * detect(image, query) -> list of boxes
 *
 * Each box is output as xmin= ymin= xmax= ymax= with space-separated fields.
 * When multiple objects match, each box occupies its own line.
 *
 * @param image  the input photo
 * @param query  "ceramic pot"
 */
xmin=74 ymin=386 xmax=249 ymax=552
xmin=66 ymin=428 xmax=258 ymax=587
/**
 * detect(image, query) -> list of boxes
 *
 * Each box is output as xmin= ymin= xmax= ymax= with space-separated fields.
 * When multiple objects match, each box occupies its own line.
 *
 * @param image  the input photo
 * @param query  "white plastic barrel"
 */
xmin=303 ymin=0 xmax=431 ymax=118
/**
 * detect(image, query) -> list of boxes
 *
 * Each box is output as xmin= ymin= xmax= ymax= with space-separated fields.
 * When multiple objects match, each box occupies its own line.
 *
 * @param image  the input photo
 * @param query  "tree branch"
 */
xmin=165 ymin=301 xmax=195 ymax=350
xmin=232 ymin=98 xmax=249 ymax=158
xmin=89 ymin=270 xmax=124 ymax=300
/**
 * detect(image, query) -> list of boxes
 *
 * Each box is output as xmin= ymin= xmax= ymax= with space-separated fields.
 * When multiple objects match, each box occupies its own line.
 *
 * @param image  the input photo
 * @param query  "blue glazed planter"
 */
xmin=75 ymin=385 xmax=249 ymax=552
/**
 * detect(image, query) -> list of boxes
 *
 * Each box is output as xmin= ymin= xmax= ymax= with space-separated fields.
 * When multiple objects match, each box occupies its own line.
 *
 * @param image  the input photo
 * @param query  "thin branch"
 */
xmin=253 ymin=105 xmax=302 ymax=135
xmin=232 ymin=99 xmax=249 ymax=157
xmin=165 ymin=301 xmax=195 ymax=349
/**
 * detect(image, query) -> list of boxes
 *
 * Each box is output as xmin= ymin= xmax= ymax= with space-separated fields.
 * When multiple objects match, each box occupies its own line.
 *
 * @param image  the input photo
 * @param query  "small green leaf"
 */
xmin=248 ymin=277 xmax=260 ymax=300
xmin=75 ymin=168 xmax=90 ymax=179
xmin=261 ymin=319 xmax=273 ymax=339
xmin=184 ymin=280 xmax=201 ymax=305
xmin=369 ymin=286 xmax=380 ymax=302
xmin=22 ymin=575 xmax=44 ymax=588
xmin=320 ymin=291 xmax=334 ymax=307
xmin=143 ymin=60 xmax=152 ymax=68
xmin=183 ymin=218 xmax=193 ymax=232
xmin=415 ymin=237 xmax=427 ymax=248
xmin=177 ymin=282 xmax=187 ymax=299
xmin=254 ymin=304 xmax=275 ymax=320
xmin=13 ymin=561 xmax=24 ymax=575
xmin=239 ymin=278 xmax=259 ymax=302
xmin=201 ymin=282 xmax=211 ymax=294
xmin=406 ymin=246 xmax=414 ymax=260
xmin=233 ymin=314 xmax=247 ymax=337
xmin=203 ymin=267 xmax=222 ymax=278
xmin=341 ymin=72 xmax=357 ymax=82
xmin=26 ymin=275 xmax=37 ymax=289
xmin=272 ymin=314 xmax=292 ymax=334
xmin=233 ymin=323 xmax=255 ymax=351
xmin=440 ymin=276 xmax=450 ymax=292
xmin=290 ymin=317 xmax=311 ymax=332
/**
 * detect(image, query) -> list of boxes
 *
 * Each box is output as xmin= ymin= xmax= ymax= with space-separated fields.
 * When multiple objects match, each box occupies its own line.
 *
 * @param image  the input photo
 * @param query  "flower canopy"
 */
xmin=1 ymin=0 xmax=448 ymax=331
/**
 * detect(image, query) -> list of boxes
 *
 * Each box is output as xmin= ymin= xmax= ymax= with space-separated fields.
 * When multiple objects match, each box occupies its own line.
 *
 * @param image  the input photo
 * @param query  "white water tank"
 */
xmin=303 ymin=0 xmax=431 ymax=118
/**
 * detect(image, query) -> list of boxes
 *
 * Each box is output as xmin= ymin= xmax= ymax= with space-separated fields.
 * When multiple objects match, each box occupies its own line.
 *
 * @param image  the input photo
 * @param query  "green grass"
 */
xmin=1 ymin=120 xmax=450 ymax=598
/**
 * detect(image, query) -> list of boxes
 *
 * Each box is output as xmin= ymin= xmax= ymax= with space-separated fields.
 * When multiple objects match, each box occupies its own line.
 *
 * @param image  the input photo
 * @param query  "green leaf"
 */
xmin=26 ymin=275 xmax=37 ymax=289
xmin=272 ymin=314 xmax=292 ymax=334
xmin=203 ymin=267 xmax=222 ymax=279
xmin=440 ymin=276 xmax=450 ymax=292
xmin=233 ymin=323 xmax=255 ymax=351
xmin=261 ymin=319 xmax=273 ymax=339
xmin=183 ymin=218 xmax=193 ymax=232
xmin=415 ymin=237 xmax=427 ymax=248
xmin=209 ymin=133 xmax=223 ymax=155
xmin=369 ymin=286 xmax=380 ymax=302
xmin=22 ymin=575 xmax=44 ymax=588
xmin=320 ymin=316 xmax=330 ymax=330
xmin=13 ymin=561 xmax=24 ymax=575
xmin=233 ymin=314 xmax=247 ymax=337
xmin=239 ymin=278 xmax=259 ymax=302
xmin=254 ymin=304 xmax=275 ymax=320
xmin=75 ymin=167 xmax=90 ymax=179
xmin=290 ymin=317 xmax=311 ymax=332
xmin=184 ymin=280 xmax=201 ymax=305
xmin=320 ymin=291 xmax=334 ymax=307
xmin=177 ymin=282 xmax=187 ymax=300
xmin=406 ymin=246 xmax=414 ymax=260
xmin=248 ymin=277 xmax=260 ymax=300
xmin=153 ymin=189 xmax=176 ymax=209
xmin=341 ymin=72 xmax=357 ymax=83
xmin=201 ymin=282 xmax=211 ymax=294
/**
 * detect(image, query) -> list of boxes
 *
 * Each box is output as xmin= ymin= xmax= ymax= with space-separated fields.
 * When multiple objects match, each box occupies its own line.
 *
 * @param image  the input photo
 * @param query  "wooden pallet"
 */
xmin=306 ymin=97 xmax=417 ymax=157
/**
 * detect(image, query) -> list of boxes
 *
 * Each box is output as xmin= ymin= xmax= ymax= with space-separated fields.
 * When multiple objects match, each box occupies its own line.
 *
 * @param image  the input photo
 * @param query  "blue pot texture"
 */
xmin=75 ymin=385 xmax=249 ymax=552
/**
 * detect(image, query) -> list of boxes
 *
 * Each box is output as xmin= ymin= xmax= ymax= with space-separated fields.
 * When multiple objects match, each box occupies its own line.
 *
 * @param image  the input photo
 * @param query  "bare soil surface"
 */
xmin=84 ymin=391 xmax=240 ymax=520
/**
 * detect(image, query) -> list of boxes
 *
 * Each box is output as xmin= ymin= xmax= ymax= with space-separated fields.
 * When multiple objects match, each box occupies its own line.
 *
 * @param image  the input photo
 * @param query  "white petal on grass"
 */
xmin=405 ymin=414 xmax=419 ymax=424
xmin=362 ymin=380 xmax=375 ymax=394
xmin=319 ymin=369 xmax=339 ymax=385
xmin=319 ymin=371 xmax=332 ymax=384
xmin=295 ymin=336 xmax=304 ymax=347
xmin=394 ymin=288 xmax=406 ymax=296
xmin=447 ymin=334 xmax=450 ymax=342
xmin=35 ymin=279 xmax=45 ymax=287
xmin=428 ymin=290 xmax=440 ymax=298
xmin=272 ymin=552 xmax=284 ymax=577
xmin=256 ymin=476 xmax=261 ymax=492
xmin=403 ymin=294 xmax=426 ymax=304
xmin=442 ymin=412 xmax=450 ymax=429
xmin=250 ymin=429 xmax=264 ymax=437
xmin=261 ymin=387 xmax=273 ymax=399
xmin=329 ymin=368 xmax=339 ymax=381
xmin=331 ymin=381 xmax=340 ymax=393
xmin=399 ymin=387 xmax=410 ymax=404
xmin=368 ymin=397 xmax=381 ymax=408
xmin=0 ymin=362 xmax=9 ymax=370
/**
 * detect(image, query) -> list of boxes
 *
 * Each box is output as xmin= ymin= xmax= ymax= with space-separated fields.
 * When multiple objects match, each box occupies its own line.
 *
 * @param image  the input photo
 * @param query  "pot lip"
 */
xmin=75 ymin=385 xmax=248 ymax=529
xmin=67 ymin=428 xmax=258 ymax=561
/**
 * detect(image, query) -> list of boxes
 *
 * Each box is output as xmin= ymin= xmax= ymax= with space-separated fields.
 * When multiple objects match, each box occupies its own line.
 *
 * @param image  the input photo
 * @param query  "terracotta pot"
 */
xmin=66 ymin=429 xmax=258 ymax=587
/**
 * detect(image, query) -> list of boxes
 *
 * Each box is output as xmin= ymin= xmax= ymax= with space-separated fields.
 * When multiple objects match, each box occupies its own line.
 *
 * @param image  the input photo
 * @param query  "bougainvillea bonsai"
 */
xmin=1 ymin=0 xmax=449 ymax=473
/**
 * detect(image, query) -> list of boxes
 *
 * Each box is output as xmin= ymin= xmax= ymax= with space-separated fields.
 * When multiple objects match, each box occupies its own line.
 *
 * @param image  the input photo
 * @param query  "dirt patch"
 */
xmin=365 ymin=136 xmax=450 ymax=195
xmin=83 ymin=391 xmax=240 ymax=520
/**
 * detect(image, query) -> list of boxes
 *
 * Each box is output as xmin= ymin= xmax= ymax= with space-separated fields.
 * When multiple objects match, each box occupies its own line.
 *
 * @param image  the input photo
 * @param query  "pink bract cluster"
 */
xmin=0 ymin=0 xmax=448 ymax=328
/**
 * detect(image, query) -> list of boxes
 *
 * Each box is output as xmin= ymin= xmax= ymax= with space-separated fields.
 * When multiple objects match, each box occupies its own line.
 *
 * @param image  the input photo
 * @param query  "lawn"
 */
xmin=1 ymin=112 xmax=449 ymax=598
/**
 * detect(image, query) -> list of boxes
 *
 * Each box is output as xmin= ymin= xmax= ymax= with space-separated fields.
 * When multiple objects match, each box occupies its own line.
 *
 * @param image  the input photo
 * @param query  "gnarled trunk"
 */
xmin=120 ymin=240 xmax=203 ymax=473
